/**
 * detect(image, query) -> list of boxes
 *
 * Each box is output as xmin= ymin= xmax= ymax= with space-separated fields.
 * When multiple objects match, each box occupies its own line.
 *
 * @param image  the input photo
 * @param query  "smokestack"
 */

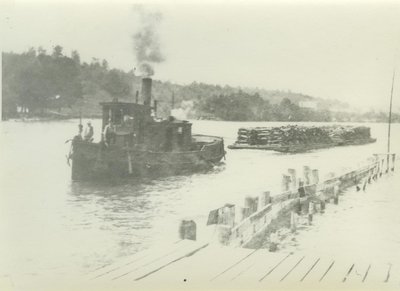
xmin=141 ymin=78 xmax=152 ymax=106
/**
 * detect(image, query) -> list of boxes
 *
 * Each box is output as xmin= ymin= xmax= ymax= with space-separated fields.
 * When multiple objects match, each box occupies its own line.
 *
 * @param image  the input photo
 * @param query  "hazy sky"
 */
xmin=2 ymin=1 xmax=400 ymax=110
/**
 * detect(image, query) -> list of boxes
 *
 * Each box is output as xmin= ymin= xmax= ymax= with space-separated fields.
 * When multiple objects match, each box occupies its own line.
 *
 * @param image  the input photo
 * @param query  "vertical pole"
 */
xmin=282 ymin=174 xmax=291 ymax=192
xmin=392 ymin=153 xmax=396 ymax=171
xmin=288 ymin=169 xmax=297 ymax=190
xmin=303 ymin=166 xmax=311 ymax=185
xmin=308 ymin=201 xmax=314 ymax=225
xmin=127 ymin=151 xmax=133 ymax=174
xmin=387 ymin=69 xmax=395 ymax=154
xmin=312 ymin=169 xmax=320 ymax=185
xmin=290 ymin=211 xmax=297 ymax=232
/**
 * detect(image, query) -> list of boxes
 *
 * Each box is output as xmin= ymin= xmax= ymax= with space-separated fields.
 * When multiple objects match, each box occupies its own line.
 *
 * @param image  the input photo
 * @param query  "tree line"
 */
xmin=2 ymin=46 xmax=399 ymax=123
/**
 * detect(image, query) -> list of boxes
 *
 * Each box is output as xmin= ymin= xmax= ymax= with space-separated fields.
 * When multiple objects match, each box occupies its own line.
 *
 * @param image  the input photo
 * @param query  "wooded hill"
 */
xmin=2 ymin=46 xmax=399 ymax=122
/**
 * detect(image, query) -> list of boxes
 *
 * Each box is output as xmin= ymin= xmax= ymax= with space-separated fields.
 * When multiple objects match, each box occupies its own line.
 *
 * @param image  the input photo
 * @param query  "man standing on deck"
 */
xmin=84 ymin=121 xmax=94 ymax=142
xmin=103 ymin=120 xmax=116 ymax=146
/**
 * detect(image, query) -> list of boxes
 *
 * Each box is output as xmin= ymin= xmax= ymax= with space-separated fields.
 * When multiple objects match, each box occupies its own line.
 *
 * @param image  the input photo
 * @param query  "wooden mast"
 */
xmin=386 ymin=69 xmax=396 ymax=172
xmin=387 ymin=69 xmax=395 ymax=153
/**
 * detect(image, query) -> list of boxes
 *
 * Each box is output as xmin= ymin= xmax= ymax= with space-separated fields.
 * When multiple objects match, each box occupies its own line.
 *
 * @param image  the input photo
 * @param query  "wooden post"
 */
xmin=245 ymin=196 xmax=258 ymax=214
xmin=224 ymin=205 xmax=236 ymax=227
xmin=303 ymin=166 xmax=311 ymax=185
xmin=386 ymin=154 xmax=390 ymax=173
xmin=179 ymin=220 xmax=197 ymax=240
xmin=334 ymin=185 xmax=339 ymax=204
xmin=320 ymin=200 xmax=326 ymax=212
xmin=217 ymin=225 xmax=232 ymax=245
xmin=281 ymin=174 xmax=291 ymax=192
xmin=392 ymin=153 xmax=396 ymax=171
xmin=288 ymin=168 xmax=297 ymax=190
xmin=312 ymin=169 xmax=319 ymax=184
xmin=295 ymin=198 xmax=302 ymax=214
xmin=269 ymin=232 xmax=278 ymax=252
xmin=290 ymin=211 xmax=297 ymax=232
xmin=135 ymin=90 xmax=139 ymax=103
xmin=240 ymin=207 xmax=251 ymax=220
xmin=127 ymin=151 xmax=133 ymax=174
xmin=259 ymin=191 xmax=271 ymax=209
xmin=308 ymin=201 xmax=314 ymax=225
xmin=298 ymin=180 xmax=306 ymax=198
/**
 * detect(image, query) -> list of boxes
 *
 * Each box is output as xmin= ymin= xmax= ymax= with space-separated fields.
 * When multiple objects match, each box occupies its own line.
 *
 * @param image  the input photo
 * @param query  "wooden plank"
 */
xmin=259 ymin=253 xmax=301 ymax=283
xmin=228 ymin=251 xmax=288 ymax=283
xmin=87 ymin=240 xmax=186 ymax=280
xmin=300 ymin=256 xmax=332 ymax=283
xmin=147 ymin=245 xmax=254 ymax=283
xmin=229 ymin=250 xmax=284 ymax=282
xmin=96 ymin=240 xmax=203 ymax=283
xmin=367 ymin=262 xmax=392 ymax=285
xmin=284 ymin=255 xmax=321 ymax=282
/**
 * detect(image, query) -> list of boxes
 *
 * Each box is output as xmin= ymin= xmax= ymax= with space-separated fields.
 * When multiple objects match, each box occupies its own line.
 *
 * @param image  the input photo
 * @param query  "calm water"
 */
xmin=0 ymin=119 xmax=398 ymax=283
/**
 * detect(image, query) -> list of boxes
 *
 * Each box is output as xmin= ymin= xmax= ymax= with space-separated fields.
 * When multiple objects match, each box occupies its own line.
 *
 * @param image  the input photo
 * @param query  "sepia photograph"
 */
xmin=1 ymin=0 xmax=400 ymax=290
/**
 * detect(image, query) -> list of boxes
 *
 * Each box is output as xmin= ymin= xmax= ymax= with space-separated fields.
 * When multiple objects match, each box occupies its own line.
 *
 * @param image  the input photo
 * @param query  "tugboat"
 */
xmin=70 ymin=78 xmax=226 ymax=181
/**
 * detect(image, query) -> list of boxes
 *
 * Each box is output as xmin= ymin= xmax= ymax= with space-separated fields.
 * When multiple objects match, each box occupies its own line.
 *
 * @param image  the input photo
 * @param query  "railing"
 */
xmin=179 ymin=153 xmax=397 ymax=247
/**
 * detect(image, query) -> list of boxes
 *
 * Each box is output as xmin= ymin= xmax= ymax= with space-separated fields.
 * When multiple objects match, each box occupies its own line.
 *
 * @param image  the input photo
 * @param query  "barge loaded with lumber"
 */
xmin=69 ymin=78 xmax=226 ymax=181
xmin=228 ymin=125 xmax=376 ymax=153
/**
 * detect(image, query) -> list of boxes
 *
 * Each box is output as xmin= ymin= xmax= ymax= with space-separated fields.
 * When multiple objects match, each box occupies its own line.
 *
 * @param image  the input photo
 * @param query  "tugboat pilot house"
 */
xmin=101 ymin=78 xmax=192 ymax=152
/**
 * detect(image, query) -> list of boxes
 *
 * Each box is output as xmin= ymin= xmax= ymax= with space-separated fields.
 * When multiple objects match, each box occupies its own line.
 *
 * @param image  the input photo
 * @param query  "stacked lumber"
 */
xmin=234 ymin=125 xmax=371 ymax=146
xmin=326 ymin=125 xmax=371 ymax=143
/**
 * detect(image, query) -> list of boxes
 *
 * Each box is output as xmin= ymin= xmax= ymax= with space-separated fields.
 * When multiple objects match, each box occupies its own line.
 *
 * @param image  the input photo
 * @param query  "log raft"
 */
xmin=228 ymin=125 xmax=376 ymax=152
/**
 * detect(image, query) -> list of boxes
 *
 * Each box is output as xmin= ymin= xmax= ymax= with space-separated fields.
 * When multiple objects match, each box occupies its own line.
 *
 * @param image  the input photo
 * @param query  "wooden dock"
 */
xmin=83 ymin=156 xmax=399 ymax=290
xmin=84 ymin=239 xmax=400 ymax=290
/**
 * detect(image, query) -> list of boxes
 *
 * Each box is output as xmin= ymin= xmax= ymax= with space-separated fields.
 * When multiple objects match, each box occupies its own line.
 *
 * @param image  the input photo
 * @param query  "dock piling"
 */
xmin=179 ymin=220 xmax=197 ymax=241
xmin=288 ymin=169 xmax=297 ymax=190
xmin=311 ymin=169 xmax=320 ymax=184
xmin=303 ymin=166 xmax=311 ymax=185
xmin=282 ymin=175 xmax=291 ymax=192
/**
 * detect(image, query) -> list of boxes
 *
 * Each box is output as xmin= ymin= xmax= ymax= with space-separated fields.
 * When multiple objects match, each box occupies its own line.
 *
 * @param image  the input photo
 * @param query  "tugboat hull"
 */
xmin=71 ymin=135 xmax=225 ymax=181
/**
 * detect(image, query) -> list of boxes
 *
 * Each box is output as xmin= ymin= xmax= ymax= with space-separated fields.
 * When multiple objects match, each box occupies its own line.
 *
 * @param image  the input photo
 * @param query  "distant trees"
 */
xmin=2 ymin=47 xmax=399 ymax=122
xmin=2 ymin=47 xmax=133 ymax=118
xmin=195 ymin=94 xmax=333 ymax=121
xmin=2 ymin=46 xmax=83 ymax=116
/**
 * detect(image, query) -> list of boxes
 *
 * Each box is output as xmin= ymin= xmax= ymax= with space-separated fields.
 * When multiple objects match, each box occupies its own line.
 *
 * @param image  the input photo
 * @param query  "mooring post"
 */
xmin=320 ymin=200 xmax=326 ymax=212
xmin=259 ymin=191 xmax=271 ymax=209
xmin=222 ymin=205 xmax=236 ymax=227
xmin=269 ymin=232 xmax=278 ymax=252
xmin=392 ymin=153 xmax=396 ymax=171
xmin=179 ymin=220 xmax=197 ymax=240
xmin=288 ymin=168 xmax=297 ymax=190
xmin=298 ymin=179 xmax=306 ymax=198
xmin=240 ymin=207 xmax=251 ymax=221
xmin=245 ymin=196 xmax=258 ymax=214
xmin=281 ymin=174 xmax=291 ymax=192
xmin=308 ymin=201 xmax=314 ymax=225
xmin=334 ymin=184 xmax=339 ymax=205
xmin=290 ymin=211 xmax=297 ymax=232
xmin=386 ymin=153 xmax=390 ymax=173
xmin=303 ymin=166 xmax=311 ymax=185
xmin=217 ymin=225 xmax=232 ymax=245
xmin=311 ymin=169 xmax=320 ymax=185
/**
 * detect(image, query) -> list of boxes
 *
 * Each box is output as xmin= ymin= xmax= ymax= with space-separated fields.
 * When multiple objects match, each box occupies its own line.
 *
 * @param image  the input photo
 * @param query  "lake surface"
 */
xmin=0 ymin=119 xmax=398 ymax=287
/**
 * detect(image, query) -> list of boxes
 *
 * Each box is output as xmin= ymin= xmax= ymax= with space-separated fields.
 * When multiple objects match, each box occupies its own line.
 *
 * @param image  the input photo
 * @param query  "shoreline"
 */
xmin=2 ymin=116 xmax=399 ymax=124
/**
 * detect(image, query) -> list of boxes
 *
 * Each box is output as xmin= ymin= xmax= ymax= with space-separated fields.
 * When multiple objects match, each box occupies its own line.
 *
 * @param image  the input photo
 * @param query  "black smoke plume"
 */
xmin=132 ymin=6 xmax=165 ymax=77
